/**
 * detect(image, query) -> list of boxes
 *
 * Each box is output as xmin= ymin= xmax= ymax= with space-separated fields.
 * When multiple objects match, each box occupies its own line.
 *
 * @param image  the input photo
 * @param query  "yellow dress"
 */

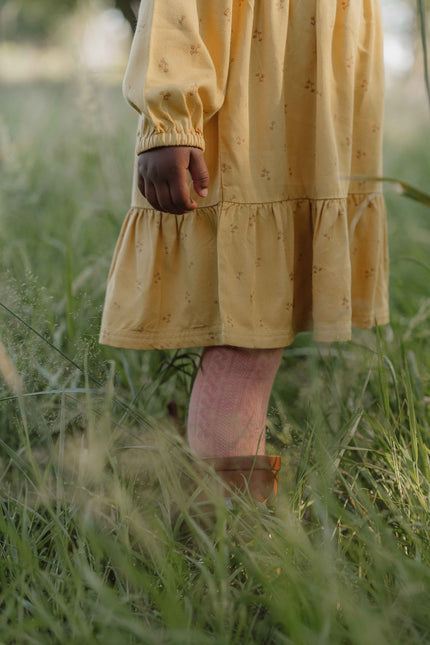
xmin=99 ymin=0 xmax=389 ymax=350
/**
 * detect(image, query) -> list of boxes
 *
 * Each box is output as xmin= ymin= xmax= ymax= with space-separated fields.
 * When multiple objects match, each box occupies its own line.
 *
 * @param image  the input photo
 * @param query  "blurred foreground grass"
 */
xmin=0 ymin=76 xmax=430 ymax=643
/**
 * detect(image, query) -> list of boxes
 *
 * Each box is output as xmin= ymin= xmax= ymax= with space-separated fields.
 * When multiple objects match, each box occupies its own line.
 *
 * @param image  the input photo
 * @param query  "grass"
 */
xmin=0 ymin=67 xmax=430 ymax=643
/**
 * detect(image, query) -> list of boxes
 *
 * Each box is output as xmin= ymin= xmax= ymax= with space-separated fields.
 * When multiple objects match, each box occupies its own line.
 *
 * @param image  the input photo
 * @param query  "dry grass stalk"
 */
xmin=0 ymin=337 xmax=23 ymax=395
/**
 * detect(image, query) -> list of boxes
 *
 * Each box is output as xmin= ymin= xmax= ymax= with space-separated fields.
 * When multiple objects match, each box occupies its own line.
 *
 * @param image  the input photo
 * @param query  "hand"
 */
xmin=137 ymin=146 xmax=209 ymax=214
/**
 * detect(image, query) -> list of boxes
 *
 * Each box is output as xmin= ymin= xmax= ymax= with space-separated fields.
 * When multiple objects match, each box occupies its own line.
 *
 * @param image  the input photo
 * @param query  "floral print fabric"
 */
xmin=100 ymin=0 xmax=389 ymax=350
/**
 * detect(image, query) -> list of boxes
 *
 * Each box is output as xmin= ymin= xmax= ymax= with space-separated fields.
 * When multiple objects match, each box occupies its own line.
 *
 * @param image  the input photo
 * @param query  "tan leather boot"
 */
xmin=202 ymin=455 xmax=281 ymax=504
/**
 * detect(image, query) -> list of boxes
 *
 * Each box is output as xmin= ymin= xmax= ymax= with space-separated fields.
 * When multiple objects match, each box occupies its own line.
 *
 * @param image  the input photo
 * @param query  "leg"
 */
xmin=187 ymin=345 xmax=283 ymax=458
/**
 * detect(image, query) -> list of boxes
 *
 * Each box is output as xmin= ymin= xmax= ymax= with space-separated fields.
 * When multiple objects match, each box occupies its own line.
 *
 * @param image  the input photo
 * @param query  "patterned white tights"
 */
xmin=187 ymin=346 xmax=283 ymax=458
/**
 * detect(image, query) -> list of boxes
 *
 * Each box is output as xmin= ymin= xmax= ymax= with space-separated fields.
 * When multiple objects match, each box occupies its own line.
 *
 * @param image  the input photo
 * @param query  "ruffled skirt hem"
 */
xmin=99 ymin=311 xmax=390 ymax=350
xmin=100 ymin=193 xmax=389 ymax=350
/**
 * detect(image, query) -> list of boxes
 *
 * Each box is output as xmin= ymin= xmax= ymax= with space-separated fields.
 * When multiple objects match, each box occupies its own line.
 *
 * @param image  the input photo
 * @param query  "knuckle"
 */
xmin=137 ymin=158 xmax=147 ymax=175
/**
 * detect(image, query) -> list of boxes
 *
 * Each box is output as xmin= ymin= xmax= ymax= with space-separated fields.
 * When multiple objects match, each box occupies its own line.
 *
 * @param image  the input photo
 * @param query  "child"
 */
xmin=100 ymin=0 xmax=388 ymax=501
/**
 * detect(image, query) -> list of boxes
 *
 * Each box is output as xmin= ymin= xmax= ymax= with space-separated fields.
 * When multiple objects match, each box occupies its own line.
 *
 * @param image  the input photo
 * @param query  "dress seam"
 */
xmin=129 ymin=192 xmax=385 ymax=212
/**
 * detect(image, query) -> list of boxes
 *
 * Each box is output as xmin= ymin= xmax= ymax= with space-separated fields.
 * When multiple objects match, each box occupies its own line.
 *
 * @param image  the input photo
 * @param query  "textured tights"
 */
xmin=187 ymin=346 xmax=283 ymax=458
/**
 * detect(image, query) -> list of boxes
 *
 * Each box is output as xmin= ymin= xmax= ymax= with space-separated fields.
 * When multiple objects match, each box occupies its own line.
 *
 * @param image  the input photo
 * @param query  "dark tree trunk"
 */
xmin=114 ymin=0 xmax=139 ymax=32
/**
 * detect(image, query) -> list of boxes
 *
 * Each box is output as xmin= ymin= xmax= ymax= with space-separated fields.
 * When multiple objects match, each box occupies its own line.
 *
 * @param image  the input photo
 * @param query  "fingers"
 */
xmin=143 ymin=180 xmax=193 ymax=214
xmin=188 ymin=149 xmax=210 ymax=198
xmin=137 ymin=173 xmax=146 ymax=199
xmin=137 ymin=147 xmax=209 ymax=214
xmin=141 ymin=178 xmax=194 ymax=214
xmin=168 ymin=166 xmax=196 ymax=213
xmin=144 ymin=180 xmax=162 ymax=212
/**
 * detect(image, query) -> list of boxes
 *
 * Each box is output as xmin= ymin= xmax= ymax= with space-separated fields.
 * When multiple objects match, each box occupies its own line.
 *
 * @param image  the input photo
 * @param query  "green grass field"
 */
xmin=0 ymin=74 xmax=430 ymax=644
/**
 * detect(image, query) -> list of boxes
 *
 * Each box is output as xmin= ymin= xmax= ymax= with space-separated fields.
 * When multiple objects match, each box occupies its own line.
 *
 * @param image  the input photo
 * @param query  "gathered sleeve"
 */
xmin=123 ymin=0 xmax=233 ymax=154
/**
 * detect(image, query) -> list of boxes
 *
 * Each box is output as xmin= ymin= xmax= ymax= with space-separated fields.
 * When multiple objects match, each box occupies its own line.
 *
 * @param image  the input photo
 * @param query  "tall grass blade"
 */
xmin=65 ymin=243 xmax=76 ymax=340
xmin=418 ymin=0 xmax=430 ymax=114
xmin=347 ymin=175 xmax=430 ymax=207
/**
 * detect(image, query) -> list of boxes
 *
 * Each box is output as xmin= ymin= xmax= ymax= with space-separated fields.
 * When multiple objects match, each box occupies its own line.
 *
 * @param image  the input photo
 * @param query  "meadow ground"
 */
xmin=0 ymin=72 xmax=430 ymax=643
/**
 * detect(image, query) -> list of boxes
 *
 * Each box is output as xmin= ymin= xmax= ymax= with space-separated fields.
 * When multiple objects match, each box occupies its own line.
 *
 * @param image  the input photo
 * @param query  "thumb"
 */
xmin=188 ymin=149 xmax=210 ymax=198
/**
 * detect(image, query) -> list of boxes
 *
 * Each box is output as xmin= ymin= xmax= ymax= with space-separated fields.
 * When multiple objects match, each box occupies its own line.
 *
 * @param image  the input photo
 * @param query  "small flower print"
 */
xmin=355 ymin=150 xmax=367 ymax=160
xmin=260 ymin=168 xmax=271 ymax=180
xmin=305 ymin=79 xmax=322 ymax=96
xmin=255 ymin=73 xmax=265 ymax=83
xmin=253 ymin=29 xmax=263 ymax=42
xmin=189 ymin=44 xmax=201 ymax=56
xmin=186 ymin=83 xmax=198 ymax=97
xmin=159 ymin=58 xmax=169 ymax=73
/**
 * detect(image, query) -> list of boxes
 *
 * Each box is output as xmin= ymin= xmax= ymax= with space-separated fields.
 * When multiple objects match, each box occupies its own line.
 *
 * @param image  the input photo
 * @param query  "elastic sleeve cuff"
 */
xmin=136 ymin=128 xmax=205 ymax=155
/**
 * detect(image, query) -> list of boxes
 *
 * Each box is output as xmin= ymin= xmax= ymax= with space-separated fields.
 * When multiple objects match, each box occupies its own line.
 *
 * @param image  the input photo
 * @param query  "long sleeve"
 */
xmin=123 ymin=0 xmax=233 ymax=154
